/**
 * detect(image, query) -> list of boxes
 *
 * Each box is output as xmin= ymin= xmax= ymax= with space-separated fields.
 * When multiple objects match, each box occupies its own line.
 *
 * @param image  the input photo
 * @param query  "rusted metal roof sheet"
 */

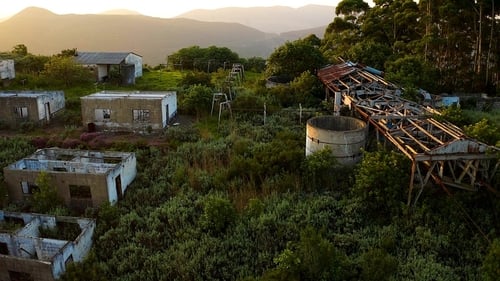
xmin=317 ymin=63 xmax=357 ymax=82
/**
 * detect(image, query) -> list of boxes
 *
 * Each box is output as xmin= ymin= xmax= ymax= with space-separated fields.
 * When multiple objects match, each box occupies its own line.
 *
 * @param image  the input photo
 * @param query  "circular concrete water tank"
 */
xmin=306 ymin=116 xmax=368 ymax=165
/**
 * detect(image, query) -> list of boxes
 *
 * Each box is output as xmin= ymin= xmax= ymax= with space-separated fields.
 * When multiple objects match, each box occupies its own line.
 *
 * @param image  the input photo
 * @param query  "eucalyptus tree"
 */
xmin=321 ymin=0 xmax=370 ymax=62
xmin=417 ymin=0 xmax=500 ymax=92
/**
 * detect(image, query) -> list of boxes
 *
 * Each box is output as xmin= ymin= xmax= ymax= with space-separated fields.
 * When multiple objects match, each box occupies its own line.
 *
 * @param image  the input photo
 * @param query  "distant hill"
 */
xmin=177 ymin=5 xmax=335 ymax=34
xmin=99 ymin=9 xmax=143 ymax=16
xmin=176 ymin=5 xmax=335 ymax=33
xmin=0 ymin=7 xmax=329 ymax=65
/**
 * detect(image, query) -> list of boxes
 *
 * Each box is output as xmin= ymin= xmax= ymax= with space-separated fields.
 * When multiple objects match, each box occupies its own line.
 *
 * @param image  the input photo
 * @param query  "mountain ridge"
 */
xmin=0 ymin=7 xmax=330 ymax=65
xmin=176 ymin=5 xmax=334 ymax=34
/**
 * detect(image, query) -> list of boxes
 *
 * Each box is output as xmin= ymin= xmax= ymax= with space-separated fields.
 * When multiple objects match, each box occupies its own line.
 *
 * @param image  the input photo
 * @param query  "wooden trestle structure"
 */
xmin=318 ymin=61 xmax=499 ymax=205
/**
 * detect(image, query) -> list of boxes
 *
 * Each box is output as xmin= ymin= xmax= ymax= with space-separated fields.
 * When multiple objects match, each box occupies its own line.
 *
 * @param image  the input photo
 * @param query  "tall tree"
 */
xmin=266 ymin=35 xmax=326 ymax=82
xmin=321 ymin=0 xmax=369 ymax=62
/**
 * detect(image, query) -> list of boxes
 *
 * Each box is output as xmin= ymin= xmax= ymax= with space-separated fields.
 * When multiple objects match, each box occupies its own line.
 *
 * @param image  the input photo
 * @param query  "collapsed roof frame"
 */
xmin=318 ymin=62 xmax=499 ymax=206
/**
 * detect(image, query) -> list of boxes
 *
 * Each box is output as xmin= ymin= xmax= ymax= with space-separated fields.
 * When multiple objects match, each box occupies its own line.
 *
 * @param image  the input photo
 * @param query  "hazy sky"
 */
xmin=1 ymin=0 xmax=344 ymax=19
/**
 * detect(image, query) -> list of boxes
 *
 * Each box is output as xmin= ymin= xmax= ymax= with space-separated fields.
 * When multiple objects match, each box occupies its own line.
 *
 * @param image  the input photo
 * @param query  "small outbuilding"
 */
xmin=0 ymin=91 xmax=65 ymax=127
xmin=74 ymin=51 xmax=142 ymax=84
xmin=80 ymin=90 xmax=177 ymax=133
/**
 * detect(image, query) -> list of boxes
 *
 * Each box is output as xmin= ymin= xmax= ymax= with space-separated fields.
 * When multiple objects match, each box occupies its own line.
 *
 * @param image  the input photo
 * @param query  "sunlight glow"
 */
xmin=0 ymin=0 xmax=343 ymax=19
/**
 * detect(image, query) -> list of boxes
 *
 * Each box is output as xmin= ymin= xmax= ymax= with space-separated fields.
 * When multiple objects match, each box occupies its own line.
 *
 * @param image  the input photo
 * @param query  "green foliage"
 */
xmin=0 ymin=137 xmax=34 ymax=208
xmin=200 ymin=193 xmax=236 ymax=234
xmin=385 ymin=55 xmax=438 ymax=92
xmin=39 ymin=222 xmax=81 ymax=241
xmin=12 ymin=44 xmax=28 ymax=56
xmin=265 ymin=226 xmax=347 ymax=281
xmin=43 ymin=56 xmax=93 ymax=86
xmin=352 ymin=148 xmax=410 ymax=220
xmin=168 ymin=45 xmax=240 ymax=72
xmin=436 ymin=105 xmax=470 ymax=127
xmin=301 ymin=147 xmax=354 ymax=192
xmin=359 ymin=248 xmax=398 ymax=281
xmin=270 ymin=70 xmax=323 ymax=107
xmin=336 ymin=0 xmax=370 ymax=16
xmin=180 ymin=71 xmax=213 ymax=88
xmin=464 ymin=118 xmax=500 ymax=146
xmin=32 ymin=171 xmax=64 ymax=213
xmin=244 ymin=57 xmax=266 ymax=72
xmin=266 ymin=36 xmax=326 ymax=81
xmin=348 ymin=40 xmax=392 ymax=70
xmin=60 ymin=251 xmax=107 ymax=281
xmin=180 ymin=84 xmax=213 ymax=118
xmin=321 ymin=0 xmax=499 ymax=93
xmin=134 ymin=70 xmax=182 ymax=90
xmin=481 ymin=239 xmax=500 ymax=281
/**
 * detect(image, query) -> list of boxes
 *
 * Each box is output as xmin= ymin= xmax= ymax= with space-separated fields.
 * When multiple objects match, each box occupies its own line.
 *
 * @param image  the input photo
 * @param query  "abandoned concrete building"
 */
xmin=74 ymin=51 xmax=142 ymax=85
xmin=80 ymin=90 xmax=177 ymax=133
xmin=0 ymin=211 xmax=95 ymax=281
xmin=0 ymin=91 xmax=65 ymax=127
xmin=3 ymin=148 xmax=137 ymax=211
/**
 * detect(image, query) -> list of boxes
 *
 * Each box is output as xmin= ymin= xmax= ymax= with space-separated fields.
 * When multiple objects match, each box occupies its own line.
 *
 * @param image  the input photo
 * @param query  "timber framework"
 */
xmin=318 ymin=61 xmax=499 ymax=205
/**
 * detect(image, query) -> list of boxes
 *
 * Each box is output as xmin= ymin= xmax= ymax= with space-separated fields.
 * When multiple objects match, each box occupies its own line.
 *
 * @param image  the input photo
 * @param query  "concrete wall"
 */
xmin=3 ymin=152 xmax=136 ymax=208
xmin=0 ymin=257 xmax=54 ymax=281
xmin=3 ymin=169 xmax=110 ymax=209
xmin=96 ymin=64 xmax=109 ymax=81
xmin=0 ymin=59 xmax=15 ymax=80
xmin=162 ymin=92 xmax=178 ymax=126
xmin=81 ymin=95 xmax=172 ymax=132
xmin=125 ymin=53 xmax=143 ymax=78
xmin=105 ymin=153 xmax=137 ymax=204
xmin=0 ymin=212 xmax=95 ymax=281
xmin=306 ymin=116 xmax=368 ymax=166
xmin=0 ymin=91 xmax=65 ymax=127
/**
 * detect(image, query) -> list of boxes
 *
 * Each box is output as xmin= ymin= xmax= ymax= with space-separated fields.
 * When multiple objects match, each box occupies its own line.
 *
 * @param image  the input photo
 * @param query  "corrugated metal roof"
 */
xmin=74 ymin=52 xmax=138 ymax=65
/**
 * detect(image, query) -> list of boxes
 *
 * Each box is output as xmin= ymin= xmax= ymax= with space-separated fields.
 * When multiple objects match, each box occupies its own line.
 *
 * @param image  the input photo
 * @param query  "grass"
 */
xmin=134 ymin=70 xmax=183 ymax=90
xmin=464 ymin=109 xmax=500 ymax=124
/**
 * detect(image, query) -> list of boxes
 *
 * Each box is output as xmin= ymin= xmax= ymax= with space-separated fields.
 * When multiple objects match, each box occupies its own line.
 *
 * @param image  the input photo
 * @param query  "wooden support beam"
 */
xmin=407 ymin=119 xmax=444 ymax=145
xmin=400 ymin=127 xmax=431 ymax=152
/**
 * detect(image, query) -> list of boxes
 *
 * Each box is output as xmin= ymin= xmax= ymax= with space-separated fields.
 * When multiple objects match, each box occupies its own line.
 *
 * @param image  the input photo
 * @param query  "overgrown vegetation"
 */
xmin=0 ymin=1 xmax=499 ymax=279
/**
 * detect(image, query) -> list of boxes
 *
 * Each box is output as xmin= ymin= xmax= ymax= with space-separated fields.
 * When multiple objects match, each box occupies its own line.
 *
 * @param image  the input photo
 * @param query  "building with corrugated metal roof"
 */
xmin=74 ymin=51 xmax=142 ymax=84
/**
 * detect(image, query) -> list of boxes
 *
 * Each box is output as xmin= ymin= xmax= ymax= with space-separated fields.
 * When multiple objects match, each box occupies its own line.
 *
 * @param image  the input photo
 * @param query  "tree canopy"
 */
xmin=322 ymin=0 xmax=500 ymax=94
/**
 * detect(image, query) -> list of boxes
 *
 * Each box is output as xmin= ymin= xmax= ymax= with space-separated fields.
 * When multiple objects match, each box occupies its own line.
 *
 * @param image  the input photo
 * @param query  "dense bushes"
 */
xmin=0 ymin=107 xmax=496 ymax=280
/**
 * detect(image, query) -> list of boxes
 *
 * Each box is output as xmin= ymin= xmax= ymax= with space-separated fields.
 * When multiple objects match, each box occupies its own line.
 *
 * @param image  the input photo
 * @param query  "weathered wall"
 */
xmin=0 ymin=212 xmax=96 ymax=281
xmin=162 ymin=93 xmax=178 ymax=125
xmin=96 ymin=64 xmax=109 ymax=81
xmin=0 ymin=92 xmax=65 ymax=127
xmin=0 ymin=96 xmax=39 ymax=125
xmin=0 ymin=257 xmax=54 ymax=281
xmin=0 ymin=59 xmax=15 ymax=79
xmin=71 ymin=219 xmax=95 ymax=262
xmin=125 ymin=53 xmax=143 ymax=78
xmin=35 ymin=92 xmax=65 ymax=121
xmin=3 ymin=169 xmax=110 ymax=208
xmin=81 ymin=96 xmax=166 ymax=132
xmin=306 ymin=116 xmax=368 ymax=166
